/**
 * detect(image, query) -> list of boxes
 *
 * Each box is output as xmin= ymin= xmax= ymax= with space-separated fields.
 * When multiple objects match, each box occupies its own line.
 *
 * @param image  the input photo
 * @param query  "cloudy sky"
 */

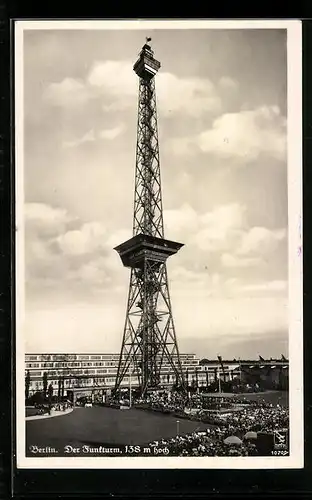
xmin=21 ymin=26 xmax=289 ymax=358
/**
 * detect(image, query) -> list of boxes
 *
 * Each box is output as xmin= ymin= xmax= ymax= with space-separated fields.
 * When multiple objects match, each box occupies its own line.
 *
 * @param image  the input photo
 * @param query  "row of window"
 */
xmin=26 ymin=362 xmax=203 ymax=371
xmin=29 ymin=377 xmax=114 ymax=386
xmin=26 ymin=367 xmax=241 ymax=379
xmin=26 ymin=354 xmax=198 ymax=363
xmin=26 ymin=355 xmax=123 ymax=362
xmin=29 ymin=375 xmax=192 ymax=388
xmin=26 ymin=362 xmax=206 ymax=373
xmin=29 ymin=371 xmax=240 ymax=385
xmin=29 ymin=373 xmax=242 ymax=390
xmin=26 ymin=361 xmax=144 ymax=369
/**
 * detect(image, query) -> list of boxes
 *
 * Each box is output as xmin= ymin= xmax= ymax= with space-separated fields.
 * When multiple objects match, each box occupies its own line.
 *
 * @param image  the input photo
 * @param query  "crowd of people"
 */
xmin=33 ymin=401 xmax=73 ymax=415
xmin=149 ymin=429 xmax=260 ymax=456
xmin=50 ymin=402 xmax=72 ymax=412
xmin=135 ymin=390 xmax=197 ymax=413
xmin=137 ymin=391 xmax=289 ymax=456
xmin=135 ymin=390 xmax=287 ymax=414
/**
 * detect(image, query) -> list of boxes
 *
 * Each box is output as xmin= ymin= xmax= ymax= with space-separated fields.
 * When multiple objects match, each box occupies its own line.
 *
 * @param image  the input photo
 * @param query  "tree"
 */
xmin=195 ymin=368 xmax=199 ymax=388
xmin=25 ymin=370 xmax=30 ymax=400
xmin=43 ymin=372 xmax=48 ymax=399
xmin=58 ymin=377 xmax=61 ymax=401
xmin=55 ymin=354 xmax=70 ymax=402
xmin=47 ymin=383 xmax=53 ymax=403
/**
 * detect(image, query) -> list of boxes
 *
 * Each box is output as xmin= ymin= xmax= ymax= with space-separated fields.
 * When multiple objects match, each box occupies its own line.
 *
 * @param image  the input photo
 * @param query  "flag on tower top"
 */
xmin=146 ymin=37 xmax=152 ymax=42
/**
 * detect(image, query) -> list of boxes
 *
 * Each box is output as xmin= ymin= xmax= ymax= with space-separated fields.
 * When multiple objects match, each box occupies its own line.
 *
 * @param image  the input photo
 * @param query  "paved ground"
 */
xmin=26 ymin=406 xmax=208 ymax=457
xmin=26 ymin=391 xmax=288 ymax=457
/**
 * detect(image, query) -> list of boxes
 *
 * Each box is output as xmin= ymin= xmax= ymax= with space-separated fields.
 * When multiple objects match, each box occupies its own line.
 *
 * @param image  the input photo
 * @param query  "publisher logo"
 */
xmin=273 ymin=430 xmax=288 ymax=449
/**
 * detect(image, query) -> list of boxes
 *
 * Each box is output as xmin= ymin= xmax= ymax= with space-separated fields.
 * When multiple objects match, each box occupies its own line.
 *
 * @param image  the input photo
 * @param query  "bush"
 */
xmin=26 ymin=391 xmax=45 ymax=406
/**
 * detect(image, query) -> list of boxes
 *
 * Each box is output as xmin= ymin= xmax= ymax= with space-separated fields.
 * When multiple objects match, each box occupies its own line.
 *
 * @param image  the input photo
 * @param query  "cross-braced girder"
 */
xmin=115 ymin=261 xmax=185 ymax=395
xmin=133 ymin=78 xmax=164 ymax=239
xmin=114 ymin=43 xmax=185 ymax=397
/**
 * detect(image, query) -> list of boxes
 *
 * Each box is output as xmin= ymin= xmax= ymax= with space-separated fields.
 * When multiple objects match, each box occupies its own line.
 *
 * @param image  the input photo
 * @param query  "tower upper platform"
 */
xmin=114 ymin=234 xmax=183 ymax=269
xmin=133 ymin=41 xmax=161 ymax=81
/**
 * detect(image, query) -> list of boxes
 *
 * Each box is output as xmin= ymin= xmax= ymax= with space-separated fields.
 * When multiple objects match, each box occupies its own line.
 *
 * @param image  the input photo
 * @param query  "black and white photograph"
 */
xmin=15 ymin=20 xmax=303 ymax=468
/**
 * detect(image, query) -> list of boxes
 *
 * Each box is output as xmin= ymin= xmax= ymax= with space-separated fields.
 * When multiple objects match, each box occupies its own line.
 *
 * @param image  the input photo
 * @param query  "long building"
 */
xmin=25 ymin=353 xmax=289 ymax=399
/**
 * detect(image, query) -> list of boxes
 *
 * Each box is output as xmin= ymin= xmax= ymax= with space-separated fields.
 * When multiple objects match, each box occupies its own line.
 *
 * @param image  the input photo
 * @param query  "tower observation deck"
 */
xmin=114 ymin=40 xmax=186 ymax=397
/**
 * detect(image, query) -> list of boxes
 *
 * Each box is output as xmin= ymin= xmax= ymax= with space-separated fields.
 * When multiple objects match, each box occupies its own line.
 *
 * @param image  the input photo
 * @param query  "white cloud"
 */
xmin=43 ymin=61 xmax=137 ymax=113
xmin=198 ymin=106 xmax=286 ymax=161
xmin=24 ymin=33 xmax=290 ymax=355
xmin=167 ymin=137 xmax=197 ymax=157
xmin=172 ymin=295 xmax=288 ymax=342
xmin=99 ymin=125 xmax=125 ymax=140
xmin=42 ymin=78 xmax=93 ymax=107
xmin=25 ymin=294 xmax=288 ymax=355
xmin=26 ymin=236 xmax=56 ymax=267
xmin=221 ymin=253 xmax=263 ymax=269
xmin=238 ymin=226 xmax=287 ymax=256
xmin=164 ymin=201 xmax=286 ymax=259
xmin=24 ymin=201 xmax=287 ymax=322
xmin=106 ymin=228 xmax=132 ymax=248
xmin=164 ymin=202 xmax=286 ymax=283
xmin=25 ymin=303 xmax=126 ymax=354
xmin=24 ymin=201 xmax=288 ymax=355
xmin=63 ymin=125 xmax=125 ymax=149
xmin=219 ymin=225 xmax=286 ymax=269
xmin=165 ymin=202 xmax=247 ymax=255
xmin=219 ymin=76 xmax=239 ymax=90
xmin=87 ymin=60 xmax=137 ymax=96
xmin=237 ymin=280 xmax=287 ymax=294
xmin=63 ymin=129 xmax=96 ymax=148
xmin=171 ymin=266 xmax=207 ymax=285
xmin=194 ymin=228 xmax=242 ymax=254
xmin=24 ymin=202 xmax=130 ymax=295
xmin=88 ymin=60 xmax=222 ymax=116
xmin=156 ymin=72 xmax=221 ymax=117
xmin=25 ymin=203 xmax=75 ymax=237
xmin=170 ymin=106 xmax=287 ymax=162
xmin=56 ymin=221 xmax=107 ymax=256
xmin=43 ymin=60 xmax=223 ymax=117
xmin=164 ymin=204 xmax=199 ymax=240
xmin=68 ymin=256 xmax=113 ymax=286
xmin=201 ymin=203 xmax=246 ymax=229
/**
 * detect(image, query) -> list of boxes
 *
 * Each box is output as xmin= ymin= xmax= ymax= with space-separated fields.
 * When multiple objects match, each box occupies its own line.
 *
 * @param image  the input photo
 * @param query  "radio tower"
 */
xmin=114 ymin=39 xmax=186 ymax=397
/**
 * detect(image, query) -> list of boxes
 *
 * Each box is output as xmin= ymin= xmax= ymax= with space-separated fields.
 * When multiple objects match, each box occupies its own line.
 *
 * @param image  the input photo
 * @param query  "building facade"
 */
xmin=25 ymin=353 xmax=288 ymax=399
xmin=25 ymin=352 xmax=221 ymax=397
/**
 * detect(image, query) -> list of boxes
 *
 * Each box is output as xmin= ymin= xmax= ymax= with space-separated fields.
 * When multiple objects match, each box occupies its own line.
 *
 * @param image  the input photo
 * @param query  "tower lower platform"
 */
xmin=114 ymin=234 xmax=184 ymax=269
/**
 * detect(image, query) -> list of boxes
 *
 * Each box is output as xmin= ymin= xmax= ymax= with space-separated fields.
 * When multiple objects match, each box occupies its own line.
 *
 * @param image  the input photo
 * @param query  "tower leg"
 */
xmin=115 ymin=261 xmax=185 ymax=397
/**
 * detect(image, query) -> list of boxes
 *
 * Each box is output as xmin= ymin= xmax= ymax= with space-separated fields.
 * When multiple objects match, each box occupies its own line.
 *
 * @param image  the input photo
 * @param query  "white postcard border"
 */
xmin=15 ymin=19 xmax=303 ymax=469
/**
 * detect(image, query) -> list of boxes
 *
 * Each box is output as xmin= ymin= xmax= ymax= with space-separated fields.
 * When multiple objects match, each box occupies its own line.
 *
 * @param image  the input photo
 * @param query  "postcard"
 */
xmin=15 ymin=19 xmax=303 ymax=469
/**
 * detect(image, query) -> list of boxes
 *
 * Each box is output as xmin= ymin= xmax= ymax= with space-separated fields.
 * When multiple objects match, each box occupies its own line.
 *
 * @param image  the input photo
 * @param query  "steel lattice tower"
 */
xmin=114 ymin=40 xmax=186 ymax=397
